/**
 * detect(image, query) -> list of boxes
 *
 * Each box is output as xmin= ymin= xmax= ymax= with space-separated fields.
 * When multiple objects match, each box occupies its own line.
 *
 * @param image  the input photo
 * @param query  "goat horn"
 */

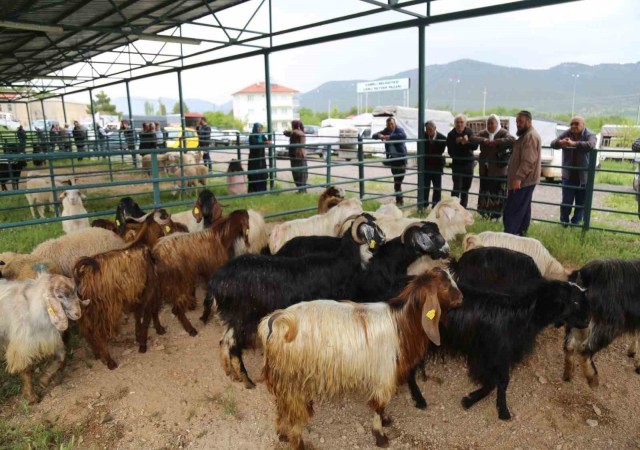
xmin=567 ymin=281 xmax=587 ymax=292
xmin=154 ymin=209 xmax=172 ymax=225
xmin=400 ymin=222 xmax=424 ymax=244
xmin=129 ymin=211 xmax=153 ymax=223
xmin=350 ymin=215 xmax=368 ymax=244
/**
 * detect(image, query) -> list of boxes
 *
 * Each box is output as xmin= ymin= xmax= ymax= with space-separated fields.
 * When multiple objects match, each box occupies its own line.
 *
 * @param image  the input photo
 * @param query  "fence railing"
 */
xmin=1 ymin=134 xmax=639 ymax=237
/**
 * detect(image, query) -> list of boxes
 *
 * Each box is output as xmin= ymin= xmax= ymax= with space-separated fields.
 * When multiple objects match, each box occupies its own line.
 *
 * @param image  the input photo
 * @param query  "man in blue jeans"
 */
xmin=550 ymin=116 xmax=596 ymax=227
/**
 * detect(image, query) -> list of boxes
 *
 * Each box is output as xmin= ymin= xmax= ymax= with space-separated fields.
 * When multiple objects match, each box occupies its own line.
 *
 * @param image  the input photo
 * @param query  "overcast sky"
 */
xmin=65 ymin=0 xmax=639 ymax=106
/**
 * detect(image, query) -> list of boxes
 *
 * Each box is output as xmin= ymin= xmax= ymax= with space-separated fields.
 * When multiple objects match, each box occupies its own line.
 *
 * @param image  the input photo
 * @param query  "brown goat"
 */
xmin=317 ymin=186 xmax=345 ymax=214
xmin=151 ymin=210 xmax=251 ymax=336
xmin=73 ymin=210 xmax=181 ymax=369
xmin=91 ymin=218 xmax=118 ymax=233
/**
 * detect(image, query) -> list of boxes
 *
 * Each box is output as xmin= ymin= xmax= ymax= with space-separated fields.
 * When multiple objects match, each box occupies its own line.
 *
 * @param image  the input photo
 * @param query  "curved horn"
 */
xmin=128 ymin=211 xmax=153 ymax=223
xmin=350 ymin=215 xmax=368 ymax=244
xmin=153 ymin=209 xmax=172 ymax=225
xmin=400 ymin=221 xmax=425 ymax=244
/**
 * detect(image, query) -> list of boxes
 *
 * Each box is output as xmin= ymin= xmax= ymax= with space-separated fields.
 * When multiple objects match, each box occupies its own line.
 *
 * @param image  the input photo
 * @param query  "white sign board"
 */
xmin=357 ymin=78 xmax=410 ymax=93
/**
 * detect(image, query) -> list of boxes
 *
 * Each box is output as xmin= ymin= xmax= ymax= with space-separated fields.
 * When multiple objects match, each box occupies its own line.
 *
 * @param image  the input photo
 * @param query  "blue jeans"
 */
xmin=561 ymin=178 xmax=586 ymax=224
xmin=503 ymin=184 xmax=536 ymax=236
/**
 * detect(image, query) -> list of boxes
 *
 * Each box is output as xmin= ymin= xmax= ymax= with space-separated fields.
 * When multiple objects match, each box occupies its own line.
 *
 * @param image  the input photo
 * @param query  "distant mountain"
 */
xmin=112 ymin=96 xmax=231 ymax=115
xmin=299 ymin=59 xmax=640 ymax=117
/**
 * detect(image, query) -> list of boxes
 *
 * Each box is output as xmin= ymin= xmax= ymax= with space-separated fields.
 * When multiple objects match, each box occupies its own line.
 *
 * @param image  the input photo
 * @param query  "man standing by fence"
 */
xmin=423 ymin=120 xmax=447 ymax=208
xmin=551 ymin=116 xmax=596 ymax=227
xmin=197 ymin=117 xmax=212 ymax=172
xmin=503 ymin=111 xmax=541 ymax=236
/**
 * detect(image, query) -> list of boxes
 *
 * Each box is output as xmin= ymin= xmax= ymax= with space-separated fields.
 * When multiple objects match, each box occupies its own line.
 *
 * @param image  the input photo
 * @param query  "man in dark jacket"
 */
xmin=424 ymin=120 xmax=447 ymax=208
xmin=17 ymin=125 xmax=27 ymax=152
xmin=373 ymin=117 xmax=407 ymax=205
xmin=550 ymin=116 xmax=596 ymax=227
xmin=446 ymin=114 xmax=478 ymax=208
xmin=197 ymin=117 xmax=212 ymax=172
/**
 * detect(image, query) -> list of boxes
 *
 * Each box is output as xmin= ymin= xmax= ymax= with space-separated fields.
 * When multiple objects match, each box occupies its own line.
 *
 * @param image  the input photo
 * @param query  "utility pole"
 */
xmin=328 ymin=100 xmax=331 ymax=118
xmin=449 ymin=78 xmax=460 ymax=113
xmin=482 ymin=87 xmax=487 ymax=116
xmin=636 ymin=94 xmax=640 ymax=125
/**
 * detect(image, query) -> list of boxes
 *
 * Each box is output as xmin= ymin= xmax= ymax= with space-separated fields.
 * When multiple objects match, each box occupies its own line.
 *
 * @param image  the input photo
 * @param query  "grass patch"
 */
xmin=208 ymin=385 xmax=238 ymax=418
xmin=463 ymin=218 xmax=640 ymax=268
xmin=595 ymin=159 xmax=636 ymax=186
xmin=0 ymin=419 xmax=77 ymax=450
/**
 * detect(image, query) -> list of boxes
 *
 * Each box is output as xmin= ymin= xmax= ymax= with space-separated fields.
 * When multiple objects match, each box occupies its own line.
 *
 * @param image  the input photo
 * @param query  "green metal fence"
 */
xmin=1 ymin=133 xmax=639 ymax=238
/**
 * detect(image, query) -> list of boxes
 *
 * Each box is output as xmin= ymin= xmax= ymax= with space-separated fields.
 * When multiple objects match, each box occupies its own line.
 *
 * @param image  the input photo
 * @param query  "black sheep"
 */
xmin=564 ymin=258 xmax=640 ymax=387
xmin=200 ymin=213 xmax=386 ymax=389
xmin=115 ymin=197 xmax=145 ymax=234
xmin=0 ymin=158 xmax=26 ymax=191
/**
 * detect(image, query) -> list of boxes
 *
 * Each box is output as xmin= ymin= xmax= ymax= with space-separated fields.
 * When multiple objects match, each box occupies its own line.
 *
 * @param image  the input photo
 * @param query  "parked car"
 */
xmin=165 ymin=126 xmax=199 ymax=149
xmin=275 ymin=126 xmax=336 ymax=160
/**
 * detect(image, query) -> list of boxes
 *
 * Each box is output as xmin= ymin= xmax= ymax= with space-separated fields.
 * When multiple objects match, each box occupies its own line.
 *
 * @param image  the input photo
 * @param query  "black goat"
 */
xmin=115 ymin=197 xmax=145 ymax=234
xmin=274 ymin=221 xmax=449 ymax=302
xmin=421 ymin=247 xmax=590 ymax=420
xmin=0 ymin=158 xmax=26 ymax=191
xmin=564 ymin=258 xmax=640 ymax=387
xmin=200 ymin=213 xmax=386 ymax=389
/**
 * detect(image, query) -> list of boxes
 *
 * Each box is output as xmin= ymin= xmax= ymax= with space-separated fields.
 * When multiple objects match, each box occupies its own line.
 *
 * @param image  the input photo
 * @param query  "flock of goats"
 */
xmin=0 ymin=185 xmax=639 ymax=449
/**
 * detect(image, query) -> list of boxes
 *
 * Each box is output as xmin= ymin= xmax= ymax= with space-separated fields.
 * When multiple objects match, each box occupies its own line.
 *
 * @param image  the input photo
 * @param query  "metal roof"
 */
xmin=0 ymin=0 xmax=580 ymax=102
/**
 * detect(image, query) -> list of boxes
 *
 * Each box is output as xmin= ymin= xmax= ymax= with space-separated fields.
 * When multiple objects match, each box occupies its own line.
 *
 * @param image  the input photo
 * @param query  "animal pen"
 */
xmin=5 ymin=0 xmax=636 ymax=237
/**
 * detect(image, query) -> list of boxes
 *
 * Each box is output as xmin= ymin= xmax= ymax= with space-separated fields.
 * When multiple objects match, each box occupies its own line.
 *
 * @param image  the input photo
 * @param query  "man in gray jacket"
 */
xmin=551 ymin=116 xmax=596 ymax=226
xmin=503 ymin=111 xmax=542 ymax=236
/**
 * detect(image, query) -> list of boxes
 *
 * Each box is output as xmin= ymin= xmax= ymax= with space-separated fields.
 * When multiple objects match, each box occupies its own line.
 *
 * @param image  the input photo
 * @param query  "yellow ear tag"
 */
xmin=48 ymin=306 xmax=58 ymax=318
xmin=115 ymin=219 xmax=120 ymax=226
xmin=369 ymin=240 xmax=376 ymax=249
xmin=245 ymin=228 xmax=250 ymax=236
xmin=193 ymin=207 xmax=200 ymax=215
xmin=425 ymin=309 xmax=436 ymax=320
xmin=165 ymin=225 xmax=171 ymax=233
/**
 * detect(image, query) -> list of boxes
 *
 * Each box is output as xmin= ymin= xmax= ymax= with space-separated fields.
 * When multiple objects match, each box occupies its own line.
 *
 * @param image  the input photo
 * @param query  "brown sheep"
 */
xmin=151 ymin=210 xmax=251 ymax=336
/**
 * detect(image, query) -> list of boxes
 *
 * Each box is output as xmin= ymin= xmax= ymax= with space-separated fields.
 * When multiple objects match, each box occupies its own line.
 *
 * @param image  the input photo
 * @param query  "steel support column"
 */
xmin=417 ymin=25 xmax=426 ymax=212
xmin=89 ymin=89 xmax=97 ymax=152
xmin=61 ymin=95 xmax=68 ymax=123
xmin=264 ymin=52 xmax=275 ymax=190
xmin=125 ymin=81 xmax=136 ymax=167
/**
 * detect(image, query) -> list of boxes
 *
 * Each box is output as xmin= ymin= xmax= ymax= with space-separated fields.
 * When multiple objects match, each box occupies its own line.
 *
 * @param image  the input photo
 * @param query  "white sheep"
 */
xmin=170 ymin=164 xmax=207 ymax=196
xmin=0 ymin=252 xmax=61 ymax=280
xmin=0 ymin=274 xmax=86 ymax=403
xmin=463 ymin=231 xmax=569 ymax=280
xmin=31 ymin=227 xmax=126 ymax=277
xmin=268 ymin=197 xmax=363 ymax=254
xmin=258 ymin=269 xmax=462 ymax=449
xmin=59 ymin=189 xmax=90 ymax=234
xmin=24 ymin=173 xmax=74 ymax=219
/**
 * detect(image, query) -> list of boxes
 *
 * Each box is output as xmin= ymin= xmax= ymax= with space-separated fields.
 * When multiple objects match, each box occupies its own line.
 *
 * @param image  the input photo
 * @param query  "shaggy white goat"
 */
xmin=258 ymin=269 xmax=462 ymax=449
xmin=463 ymin=231 xmax=568 ymax=280
xmin=31 ymin=227 xmax=126 ymax=277
xmin=268 ymin=197 xmax=363 ymax=253
xmin=0 ymin=274 xmax=86 ymax=403
xmin=60 ymin=189 xmax=90 ymax=234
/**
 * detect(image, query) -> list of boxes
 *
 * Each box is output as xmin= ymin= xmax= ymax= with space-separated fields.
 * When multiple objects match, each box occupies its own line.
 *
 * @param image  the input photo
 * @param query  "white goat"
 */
xmin=0 ymin=274 xmax=86 ymax=403
xmin=60 ymin=189 xmax=90 ymax=234
xmin=463 ymin=231 xmax=569 ymax=280
xmin=268 ymin=197 xmax=363 ymax=254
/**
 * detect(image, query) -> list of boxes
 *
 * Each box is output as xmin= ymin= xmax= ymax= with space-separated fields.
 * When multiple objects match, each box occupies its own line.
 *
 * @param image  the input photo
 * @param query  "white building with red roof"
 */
xmin=232 ymin=81 xmax=299 ymax=132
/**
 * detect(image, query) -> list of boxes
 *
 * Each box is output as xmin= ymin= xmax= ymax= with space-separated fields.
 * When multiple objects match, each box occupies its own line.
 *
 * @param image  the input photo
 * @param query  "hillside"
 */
xmin=299 ymin=59 xmax=640 ymax=116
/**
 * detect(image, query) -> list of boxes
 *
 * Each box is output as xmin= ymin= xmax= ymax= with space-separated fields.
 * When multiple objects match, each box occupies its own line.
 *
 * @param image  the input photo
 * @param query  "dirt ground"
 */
xmin=2 ymin=155 xmax=640 ymax=449
xmin=4 ymin=290 xmax=640 ymax=450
